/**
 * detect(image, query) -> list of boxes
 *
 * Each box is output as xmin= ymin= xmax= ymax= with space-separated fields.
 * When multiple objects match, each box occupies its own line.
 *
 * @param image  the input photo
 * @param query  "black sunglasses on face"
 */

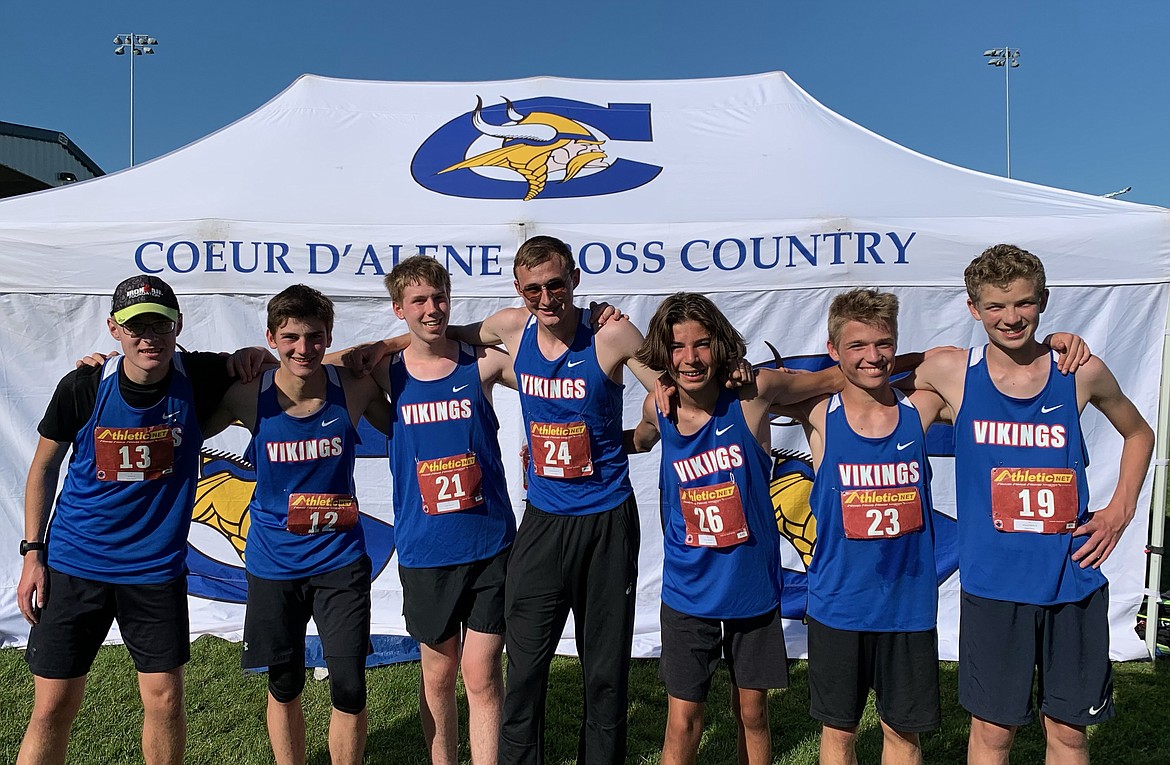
xmin=119 ymin=319 xmax=177 ymax=337
xmin=520 ymin=279 xmax=570 ymax=302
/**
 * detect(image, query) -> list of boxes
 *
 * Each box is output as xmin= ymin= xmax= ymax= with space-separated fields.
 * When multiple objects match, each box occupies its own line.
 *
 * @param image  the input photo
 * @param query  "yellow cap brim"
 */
xmin=113 ymin=304 xmax=180 ymax=324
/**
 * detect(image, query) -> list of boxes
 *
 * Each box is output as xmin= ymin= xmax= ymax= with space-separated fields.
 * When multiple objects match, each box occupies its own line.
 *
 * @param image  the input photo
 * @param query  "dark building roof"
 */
xmin=0 ymin=121 xmax=104 ymax=198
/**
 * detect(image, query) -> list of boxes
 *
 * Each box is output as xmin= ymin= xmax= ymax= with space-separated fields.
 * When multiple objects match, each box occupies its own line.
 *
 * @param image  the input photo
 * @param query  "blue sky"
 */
xmin=4 ymin=1 xmax=1167 ymax=207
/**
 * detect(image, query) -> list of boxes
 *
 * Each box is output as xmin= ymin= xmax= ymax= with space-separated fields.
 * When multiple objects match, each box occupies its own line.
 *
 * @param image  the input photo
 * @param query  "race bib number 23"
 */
xmin=840 ymin=487 xmax=924 ymax=540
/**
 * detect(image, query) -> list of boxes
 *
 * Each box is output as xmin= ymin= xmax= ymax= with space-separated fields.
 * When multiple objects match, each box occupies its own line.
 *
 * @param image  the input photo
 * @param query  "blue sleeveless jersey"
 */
xmin=514 ymin=311 xmax=632 ymax=515
xmin=244 ymin=365 xmax=364 ymax=579
xmin=388 ymin=344 xmax=516 ymax=568
xmin=48 ymin=355 xmax=202 ymax=584
xmin=807 ymin=391 xmax=937 ymax=631
xmin=658 ymin=390 xmax=780 ymax=620
xmin=953 ymin=346 xmax=1102 ymax=605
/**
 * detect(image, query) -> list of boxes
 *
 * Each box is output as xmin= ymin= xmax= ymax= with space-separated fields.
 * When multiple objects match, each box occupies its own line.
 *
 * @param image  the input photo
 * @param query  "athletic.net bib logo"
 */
xmin=412 ymin=96 xmax=661 ymax=201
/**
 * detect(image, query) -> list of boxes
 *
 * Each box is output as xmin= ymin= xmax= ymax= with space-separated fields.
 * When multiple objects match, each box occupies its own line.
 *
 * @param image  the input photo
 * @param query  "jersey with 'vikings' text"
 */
xmin=514 ymin=310 xmax=632 ymax=515
xmin=388 ymin=344 xmax=515 ymax=568
xmin=953 ymin=346 xmax=1102 ymax=605
xmin=808 ymin=390 xmax=937 ymax=631
xmin=48 ymin=354 xmax=202 ymax=584
xmin=658 ymin=389 xmax=780 ymax=620
xmin=244 ymin=365 xmax=364 ymax=580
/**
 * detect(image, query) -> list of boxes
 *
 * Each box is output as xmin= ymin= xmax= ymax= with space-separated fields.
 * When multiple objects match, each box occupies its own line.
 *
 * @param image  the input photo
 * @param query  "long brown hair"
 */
xmin=635 ymin=292 xmax=746 ymax=380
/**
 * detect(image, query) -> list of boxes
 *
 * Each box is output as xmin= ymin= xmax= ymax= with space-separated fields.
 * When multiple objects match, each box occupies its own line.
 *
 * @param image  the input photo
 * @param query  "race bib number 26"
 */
xmin=679 ymin=481 xmax=750 ymax=548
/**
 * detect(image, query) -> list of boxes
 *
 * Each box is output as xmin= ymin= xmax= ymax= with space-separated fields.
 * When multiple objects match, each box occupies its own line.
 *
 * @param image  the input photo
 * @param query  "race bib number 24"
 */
xmin=530 ymin=421 xmax=593 ymax=479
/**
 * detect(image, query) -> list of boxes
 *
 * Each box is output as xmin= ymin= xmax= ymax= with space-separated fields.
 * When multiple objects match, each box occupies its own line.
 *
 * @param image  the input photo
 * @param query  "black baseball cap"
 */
xmin=111 ymin=275 xmax=180 ymax=324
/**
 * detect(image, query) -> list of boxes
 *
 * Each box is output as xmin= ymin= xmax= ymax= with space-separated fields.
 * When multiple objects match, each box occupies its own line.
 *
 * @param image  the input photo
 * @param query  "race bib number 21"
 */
xmin=416 ymin=452 xmax=484 ymax=515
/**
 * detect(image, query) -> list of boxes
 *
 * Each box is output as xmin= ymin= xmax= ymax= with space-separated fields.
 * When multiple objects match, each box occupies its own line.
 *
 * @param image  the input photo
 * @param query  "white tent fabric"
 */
xmin=0 ymin=72 xmax=1166 ymax=661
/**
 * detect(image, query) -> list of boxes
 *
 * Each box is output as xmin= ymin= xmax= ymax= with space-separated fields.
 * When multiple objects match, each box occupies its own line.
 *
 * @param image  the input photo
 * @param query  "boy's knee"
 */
xmin=327 ymin=657 xmax=367 ymax=715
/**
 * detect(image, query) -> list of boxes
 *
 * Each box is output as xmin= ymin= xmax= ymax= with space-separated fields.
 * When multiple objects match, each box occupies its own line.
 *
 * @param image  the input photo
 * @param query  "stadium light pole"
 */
xmin=983 ymin=47 xmax=1020 ymax=178
xmin=113 ymin=33 xmax=158 ymax=167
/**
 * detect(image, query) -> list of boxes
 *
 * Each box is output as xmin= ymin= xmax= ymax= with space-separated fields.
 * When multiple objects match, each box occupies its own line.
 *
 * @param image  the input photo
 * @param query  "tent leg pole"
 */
xmin=1144 ymin=302 xmax=1170 ymax=660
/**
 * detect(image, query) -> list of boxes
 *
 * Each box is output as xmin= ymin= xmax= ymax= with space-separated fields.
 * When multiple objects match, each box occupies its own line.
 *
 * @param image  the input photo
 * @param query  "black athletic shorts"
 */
xmin=658 ymin=601 xmax=788 ymax=703
xmin=959 ymin=586 xmax=1114 ymax=727
xmin=242 ymin=555 xmax=372 ymax=669
xmin=26 ymin=567 xmax=190 ymax=678
xmin=399 ymin=545 xmax=510 ymax=646
xmin=806 ymin=616 xmax=940 ymax=733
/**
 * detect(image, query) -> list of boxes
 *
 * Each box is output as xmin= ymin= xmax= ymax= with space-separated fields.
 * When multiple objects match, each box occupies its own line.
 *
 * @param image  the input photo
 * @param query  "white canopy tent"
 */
xmin=0 ymin=72 xmax=1165 ymax=660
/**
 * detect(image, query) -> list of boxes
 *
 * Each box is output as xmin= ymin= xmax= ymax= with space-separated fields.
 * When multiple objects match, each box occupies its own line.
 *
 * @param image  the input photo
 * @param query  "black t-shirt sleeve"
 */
xmin=181 ymin=351 xmax=236 ymax=427
xmin=37 ymin=366 xmax=101 ymax=443
xmin=37 ymin=353 xmax=236 ymax=441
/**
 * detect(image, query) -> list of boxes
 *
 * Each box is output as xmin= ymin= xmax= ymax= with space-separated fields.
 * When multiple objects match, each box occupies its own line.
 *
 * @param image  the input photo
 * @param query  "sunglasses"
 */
xmin=520 ymin=278 xmax=569 ymax=302
xmin=119 ymin=319 xmax=177 ymax=337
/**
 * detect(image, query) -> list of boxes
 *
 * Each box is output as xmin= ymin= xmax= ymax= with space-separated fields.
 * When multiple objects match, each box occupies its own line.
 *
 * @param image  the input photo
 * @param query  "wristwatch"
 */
xmin=19 ymin=540 xmax=45 ymax=556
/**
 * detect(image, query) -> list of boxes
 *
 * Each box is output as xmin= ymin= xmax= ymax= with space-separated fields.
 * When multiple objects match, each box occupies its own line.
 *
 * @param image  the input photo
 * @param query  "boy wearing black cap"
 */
xmin=15 ymin=276 xmax=249 ymax=765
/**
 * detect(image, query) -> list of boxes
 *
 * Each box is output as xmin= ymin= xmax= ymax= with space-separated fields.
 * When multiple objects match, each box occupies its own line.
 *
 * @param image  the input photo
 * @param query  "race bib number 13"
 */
xmin=416 ymin=452 xmax=484 ymax=515
xmin=679 ymin=481 xmax=750 ymax=548
xmin=94 ymin=426 xmax=175 ymax=481
xmin=530 ymin=421 xmax=593 ymax=479
xmin=287 ymin=494 xmax=358 ymax=535
xmin=990 ymin=467 xmax=1078 ymax=533
xmin=840 ymin=487 xmax=924 ymax=540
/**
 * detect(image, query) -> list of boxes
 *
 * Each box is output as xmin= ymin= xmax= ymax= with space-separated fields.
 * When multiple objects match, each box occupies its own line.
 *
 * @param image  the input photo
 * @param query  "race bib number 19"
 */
xmin=840 ymin=487 xmax=924 ymax=539
xmin=94 ymin=426 xmax=175 ymax=481
xmin=287 ymin=494 xmax=358 ymax=535
xmin=990 ymin=467 xmax=1078 ymax=533
xmin=416 ymin=452 xmax=484 ymax=515
xmin=679 ymin=481 xmax=750 ymax=548
xmin=530 ymin=421 xmax=593 ymax=479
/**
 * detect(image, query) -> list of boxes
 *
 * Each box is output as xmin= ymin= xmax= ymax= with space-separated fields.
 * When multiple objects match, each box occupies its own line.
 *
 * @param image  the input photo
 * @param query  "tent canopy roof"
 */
xmin=0 ymin=71 xmax=1160 ymax=225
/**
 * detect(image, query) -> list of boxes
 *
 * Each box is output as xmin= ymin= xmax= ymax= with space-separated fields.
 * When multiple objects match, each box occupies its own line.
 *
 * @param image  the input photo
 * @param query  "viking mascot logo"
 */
xmin=412 ymin=96 xmax=661 ymax=200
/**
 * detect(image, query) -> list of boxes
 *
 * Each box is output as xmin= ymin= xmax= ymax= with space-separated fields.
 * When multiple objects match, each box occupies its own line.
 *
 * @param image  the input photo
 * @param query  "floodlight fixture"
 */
xmin=112 ymin=32 xmax=159 ymax=166
xmin=983 ymin=46 xmax=1021 ymax=178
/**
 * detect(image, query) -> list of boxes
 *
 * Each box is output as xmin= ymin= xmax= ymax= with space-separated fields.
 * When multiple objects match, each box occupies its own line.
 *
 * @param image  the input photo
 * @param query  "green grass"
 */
xmin=1 ymin=638 xmax=1168 ymax=764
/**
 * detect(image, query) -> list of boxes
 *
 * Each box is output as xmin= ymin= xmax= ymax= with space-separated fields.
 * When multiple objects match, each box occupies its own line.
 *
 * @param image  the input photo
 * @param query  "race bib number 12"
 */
xmin=287 ymin=494 xmax=358 ymax=535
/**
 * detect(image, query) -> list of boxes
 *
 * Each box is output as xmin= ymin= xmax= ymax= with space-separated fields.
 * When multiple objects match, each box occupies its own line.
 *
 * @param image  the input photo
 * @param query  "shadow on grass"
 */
xmin=2 ymin=640 xmax=1169 ymax=764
